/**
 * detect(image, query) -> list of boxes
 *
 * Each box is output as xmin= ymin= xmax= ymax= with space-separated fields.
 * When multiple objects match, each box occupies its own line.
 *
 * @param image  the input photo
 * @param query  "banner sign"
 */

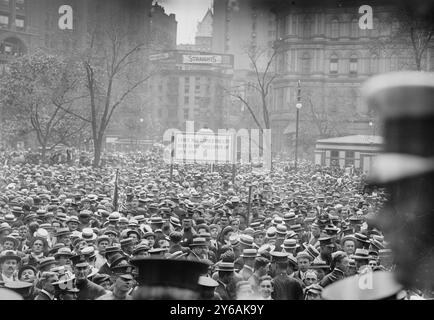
xmin=174 ymin=132 xmax=234 ymax=164
xmin=182 ymin=55 xmax=223 ymax=64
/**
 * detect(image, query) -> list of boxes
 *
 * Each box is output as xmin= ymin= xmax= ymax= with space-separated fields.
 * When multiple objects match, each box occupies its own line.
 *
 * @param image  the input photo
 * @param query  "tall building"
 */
xmin=195 ymin=8 xmax=213 ymax=52
xmin=269 ymin=0 xmax=434 ymax=154
xmin=147 ymin=50 xmax=234 ymax=133
xmin=212 ymin=0 xmax=276 ymax=70
xmin=149 ymin=2 xmax=177 ymax=51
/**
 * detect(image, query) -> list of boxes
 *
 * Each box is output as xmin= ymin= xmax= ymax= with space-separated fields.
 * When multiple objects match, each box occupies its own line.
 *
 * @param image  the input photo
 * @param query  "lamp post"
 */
xmin=295 ymin=80 xmax=302 ymax=170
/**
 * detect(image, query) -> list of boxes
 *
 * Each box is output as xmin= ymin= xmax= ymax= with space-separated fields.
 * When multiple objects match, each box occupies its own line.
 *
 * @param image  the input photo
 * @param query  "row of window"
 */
xmin=0 ymin=12 xmax=24 ymax=29
xmin=280 ymin=52 xmax=400 ymax=75
xmin=0 ymin=0 xmax=25 ymax=10
xmin=284 ymin=16 xmax=399 ymax=39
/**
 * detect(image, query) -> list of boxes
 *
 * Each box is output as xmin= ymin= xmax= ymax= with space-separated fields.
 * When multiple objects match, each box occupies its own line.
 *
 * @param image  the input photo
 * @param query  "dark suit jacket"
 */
xmin=319 ymin=268 xmax=346 ymax=288
xmin=271 ymin=274 xmax=304 ymax=300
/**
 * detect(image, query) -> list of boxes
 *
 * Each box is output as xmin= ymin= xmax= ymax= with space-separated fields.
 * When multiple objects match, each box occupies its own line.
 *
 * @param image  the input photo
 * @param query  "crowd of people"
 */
xmin=0 ymin=148 xmax=428 ymax=300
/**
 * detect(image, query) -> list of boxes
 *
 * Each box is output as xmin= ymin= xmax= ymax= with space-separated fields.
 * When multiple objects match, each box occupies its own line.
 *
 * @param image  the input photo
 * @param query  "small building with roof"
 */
xmin=314 ymin=135 xmax=383 ymax=173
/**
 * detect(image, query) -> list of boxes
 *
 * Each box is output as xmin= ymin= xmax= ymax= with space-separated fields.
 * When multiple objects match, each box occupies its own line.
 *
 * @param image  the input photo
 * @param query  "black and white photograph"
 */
xmin=0 ymin=0 xmax=433 ymax=303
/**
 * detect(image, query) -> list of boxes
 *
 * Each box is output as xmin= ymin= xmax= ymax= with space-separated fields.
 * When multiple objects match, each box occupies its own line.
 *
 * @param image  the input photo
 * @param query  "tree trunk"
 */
xmin=93 ymin=138 xmax=102 ymax=168
xmin=40 ymin=143 xmax=47 ymax=164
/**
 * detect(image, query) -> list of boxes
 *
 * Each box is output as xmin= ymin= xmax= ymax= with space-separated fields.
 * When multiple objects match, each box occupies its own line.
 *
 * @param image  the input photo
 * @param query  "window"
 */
xmin=389 ymin=55 xmax=398 ymax=71
xmin=15 ymin=16 xmax=24 ymax=29
xmin=370 ymin=55 xmax=379 ymax=74
xmin=0 ymin=13 xmax=8 ymax=26
xmin=330 ymin=55 xmax=338 ymax=74
xmin=0 ymin=1 xmax=9 ymax=7
xmin=184 ymin=87 xmax=189 ymax=94
xmin=184 ymin=96 xmax=189 ymax=104
xmin=195 ymin=76 xmax=200 ymax=83
xmin=301 ymin=53 xmax=311 ymax=74
xmin=345 ymin=151 xmax=355 ymax=167
xmin=16 ymin=0 xmax=24 ymax=11
xmin=349 ymin=55 xmax=358 ymax=75
xmin=183 ymin=109 xmax=189 ymax=119
xmin=351 ymin=19 xmax=358 ymax=37
xmin=330 ymin=150 xmax=340 ymax=167
xmin=331 ymin=19 xmax=339 ymax=38
xmin=185 ymin=77 xmax=190 ymax=83
xmin=303 ymin=19 xmax=312 ymax=38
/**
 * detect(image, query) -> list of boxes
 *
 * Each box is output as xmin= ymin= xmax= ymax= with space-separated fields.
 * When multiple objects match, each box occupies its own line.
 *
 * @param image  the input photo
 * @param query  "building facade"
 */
xmin=267 ymin=0 xmax=434 ymax=154
xmin=212 ymin=0 xmax=276 ymax=70
xmin=147 ymin=50 xmax=234 ymax=134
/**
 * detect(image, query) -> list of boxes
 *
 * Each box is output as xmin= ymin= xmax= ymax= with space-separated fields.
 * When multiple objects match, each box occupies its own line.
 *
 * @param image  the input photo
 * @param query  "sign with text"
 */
xmin=174 ymin=132 xmax=234 ymax=164
xmin=182 ymin=55 xmax=223 ymax=65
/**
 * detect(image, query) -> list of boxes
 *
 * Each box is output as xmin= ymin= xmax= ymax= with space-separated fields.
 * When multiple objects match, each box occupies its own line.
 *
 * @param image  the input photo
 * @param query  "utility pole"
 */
xmin=295 ymin=80 xmax=302 ymax=170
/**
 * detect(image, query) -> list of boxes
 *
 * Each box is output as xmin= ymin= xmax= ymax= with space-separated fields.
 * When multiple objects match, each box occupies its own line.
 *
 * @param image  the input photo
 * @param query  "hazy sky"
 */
xmin=157 ymin=0 xmax=213 ymax=44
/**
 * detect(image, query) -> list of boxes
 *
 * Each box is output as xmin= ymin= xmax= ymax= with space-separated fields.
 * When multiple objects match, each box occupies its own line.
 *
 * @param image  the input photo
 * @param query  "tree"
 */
xmin=224 ymin=46 xmax=278 ymax=169
xmin=61 ymin=16 xmax=157 ymax=167
xmin=0 ymin=50 xmax=87 ymax=161
xmin=227 ymin=46 xmax=278 ymax=133
xmin=370 ymin=4 xmax=434 ymax=71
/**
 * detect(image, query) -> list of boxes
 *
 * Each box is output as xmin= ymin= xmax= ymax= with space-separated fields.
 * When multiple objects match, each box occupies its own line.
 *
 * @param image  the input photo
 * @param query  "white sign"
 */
xmin=182 ymin=55 xmax=223 ymax=64
xmin=174 ymin=132 xmax=234 ymax=164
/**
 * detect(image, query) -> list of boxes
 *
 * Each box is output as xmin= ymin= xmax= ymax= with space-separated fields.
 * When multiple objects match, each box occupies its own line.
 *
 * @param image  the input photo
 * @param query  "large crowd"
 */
xmin=0 ymin=148 xmax=427 ymax=300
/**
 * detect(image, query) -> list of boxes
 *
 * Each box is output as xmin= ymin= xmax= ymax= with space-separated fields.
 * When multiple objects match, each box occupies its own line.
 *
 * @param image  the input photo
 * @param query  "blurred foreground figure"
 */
xmin=129 ymin=258 xmax=208 ymax=299
xmin=324 ymin=71 xmax=434 ymax=299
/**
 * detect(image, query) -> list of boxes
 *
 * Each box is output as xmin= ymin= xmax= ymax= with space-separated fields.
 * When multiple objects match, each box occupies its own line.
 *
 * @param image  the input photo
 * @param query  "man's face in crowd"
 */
xmin=59 ymin=236 xmax=71 ymax=247
xmin=76 ymin=240 xmax=87 ymax=251
xmin=32 ymin=239 xmax=44 ymax=254
xmin=68 ymin=222 xmax=79 ymax=231
xmin=183 ymin=219 xmax=192 ymax=229
xmin=97 ymin=240 xmax=109 ymax=254
xmin=304 ymin=271 xmax=318 ymax=287
xmin=117 ymin=222 xmax=128 ymax=230
xmin=311 ymin=226 xmax=321 ymax=237
xmin=100 ymin=280 xmax=112 ymax=291
xmin=129 ymin=233 xmax=139 ymax=245
xmin=254 ymin=234 xmax=264 ymax=246
xmin=1 ymin=259 xmax=18 ymax=275
xmin=343 ymin=240 xmax=356 ymax=256
xmin=146 ymin=236 xmax=155 ymax=247
xmin=3 ymin=240 xmax=15 ymax=251
xmin=115 ymin=275 xmax=134 ymax=292
xmin=338 ymin=257 xmax=350 ymax=273
xmin=20 ymin=268 xmax=37 ymax=283
xmin=74 ymin=264 xmax=90 ymax=281
xmin=231 ymin=220 xmax=240 ymax=232
xmin=298 ymin=258 xmax=311 ymax=273
xmin=210 ymin=228 xmax=218 ymax=239
xmin=57 ymin=255 xmax=70 ymax=266
xmin=259 ymin=279 xmax=273 ymax=299
xmin=18 ymin=226 xmax=28 ymax=238
xmin=258 ymin=263 xmax=270 ymax=277
xmin=82 ymin=202 xmax=90 ymax=210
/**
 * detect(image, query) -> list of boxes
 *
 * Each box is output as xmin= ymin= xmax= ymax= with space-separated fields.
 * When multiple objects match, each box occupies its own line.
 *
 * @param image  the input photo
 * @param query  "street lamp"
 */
xmin=294 ymin=80 xmax=302 ymax=170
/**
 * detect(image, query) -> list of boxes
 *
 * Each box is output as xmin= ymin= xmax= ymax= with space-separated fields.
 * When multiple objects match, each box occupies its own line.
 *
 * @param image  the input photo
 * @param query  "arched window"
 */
xmin=349 ymin=55 xmax=358 ymax=75
xmin=351 ymin=18 xmax=359 ymax=38
xmin=303 ymin=18 xmax=312 ymax=38
xmin=330 ymin=54 xmax=338 ymax=74
xmin=391 ymin=18 xmax=400 ymax=34
xmin=301 ymin=53 xmax=311 ymax=74
xmin=370 ymin=54 xmax=379 ymax=74
xmin=389 ymin=54 xmax=398 ymax=71
xmin=331 ymin=19 xmax=339 ymax=38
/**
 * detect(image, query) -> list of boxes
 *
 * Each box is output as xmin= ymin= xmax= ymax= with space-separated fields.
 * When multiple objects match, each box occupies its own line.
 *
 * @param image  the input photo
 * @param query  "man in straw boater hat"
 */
xmin=324 ymin=66 xmax=434 ymax=299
